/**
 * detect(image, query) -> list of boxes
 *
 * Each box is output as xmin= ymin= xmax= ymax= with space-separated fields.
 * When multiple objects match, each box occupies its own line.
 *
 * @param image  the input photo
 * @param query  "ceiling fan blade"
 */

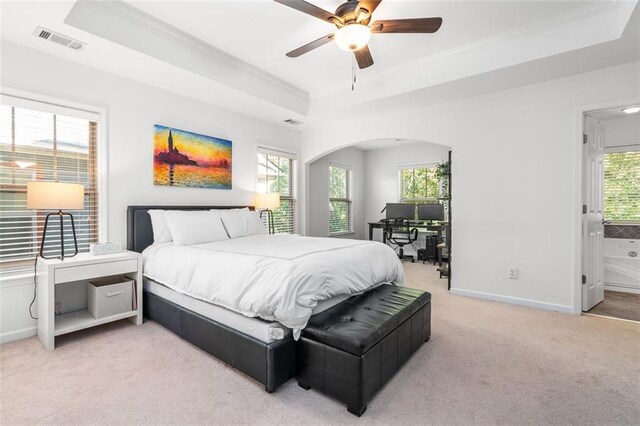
xmin=274 ymin=0 xmax=339 ymax=24
xmin=371 ymin=17 xmax=443 ymax=33
xmin=286 ymin=33 xmax=335 ymax=58
xmin=354 ymin=45 xmax=374 ymax=69
xmin=356 ymin=0 xmax=382 ymax=16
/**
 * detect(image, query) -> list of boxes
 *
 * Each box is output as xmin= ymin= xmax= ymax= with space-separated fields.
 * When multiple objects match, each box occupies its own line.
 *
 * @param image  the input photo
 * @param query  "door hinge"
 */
xmin=582 ymin=204 xmax=587 ymax=214
xmin=583 ymin=134 xmax=588 ymax=144
xmin=582 ymin=275 xmax=587 ymax=284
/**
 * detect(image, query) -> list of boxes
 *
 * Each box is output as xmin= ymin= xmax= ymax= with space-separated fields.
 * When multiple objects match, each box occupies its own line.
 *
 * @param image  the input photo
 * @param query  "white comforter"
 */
xmin=142 ymin=234 xmax=404 ymax=338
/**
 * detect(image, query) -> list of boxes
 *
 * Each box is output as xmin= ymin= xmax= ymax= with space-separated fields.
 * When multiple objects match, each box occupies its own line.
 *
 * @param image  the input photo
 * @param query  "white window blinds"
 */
xmin=329 ymin=164 xmax=352 ymax=234
xmin=256 ymin=148 xmax=298 ymax=234
xmin=604 ymin=151 xmax=640 ymax=223
xmin=0 ymin=96 xmax=100 ymax=275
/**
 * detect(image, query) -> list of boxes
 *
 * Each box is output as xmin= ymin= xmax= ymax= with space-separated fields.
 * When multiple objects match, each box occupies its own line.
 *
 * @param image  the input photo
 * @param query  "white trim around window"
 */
xmin=256 ymin=145 xmax=299 ymax=234
xmin=0 ymin=87 xmax=108 ymax=280
xmin=329 ymin=161 xmax=353 ymax=235
xmin=397 ymin=162 xmax=439 ymax=203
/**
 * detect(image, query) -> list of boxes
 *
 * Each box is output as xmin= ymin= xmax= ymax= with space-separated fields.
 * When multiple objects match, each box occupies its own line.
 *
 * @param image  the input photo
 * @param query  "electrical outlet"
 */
xmin=508 ymin=267 xmax=519 ymax=279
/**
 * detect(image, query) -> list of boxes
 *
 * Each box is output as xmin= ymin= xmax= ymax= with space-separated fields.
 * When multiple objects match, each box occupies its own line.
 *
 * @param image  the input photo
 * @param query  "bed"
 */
xmin=127 ymin=205 xmax=404 ymax=392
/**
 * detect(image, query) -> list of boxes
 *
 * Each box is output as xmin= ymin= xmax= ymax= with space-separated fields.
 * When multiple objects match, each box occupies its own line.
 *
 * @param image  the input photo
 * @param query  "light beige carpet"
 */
xmin=1 ymin=262 xmax=639 ymax=425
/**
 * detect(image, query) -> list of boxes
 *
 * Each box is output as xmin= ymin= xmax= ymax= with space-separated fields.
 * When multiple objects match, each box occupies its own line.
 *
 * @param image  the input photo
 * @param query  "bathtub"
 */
xmin=604 ymin=239 xmax=640 ymax=293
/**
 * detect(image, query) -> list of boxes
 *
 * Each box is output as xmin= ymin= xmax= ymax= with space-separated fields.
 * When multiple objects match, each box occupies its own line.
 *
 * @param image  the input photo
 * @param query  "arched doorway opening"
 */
xmin=305 ymin=138 xmax=453 ymax=289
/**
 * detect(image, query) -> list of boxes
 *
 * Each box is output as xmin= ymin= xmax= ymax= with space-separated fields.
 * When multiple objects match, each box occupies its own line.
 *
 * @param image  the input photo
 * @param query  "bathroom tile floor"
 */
xmin=587 ymin=290 xmax=640 ymax=322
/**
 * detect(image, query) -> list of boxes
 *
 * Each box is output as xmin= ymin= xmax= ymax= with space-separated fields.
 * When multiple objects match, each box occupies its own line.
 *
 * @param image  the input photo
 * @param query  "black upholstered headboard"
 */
xmin=126 ymin=205 xmax=253 ymax=253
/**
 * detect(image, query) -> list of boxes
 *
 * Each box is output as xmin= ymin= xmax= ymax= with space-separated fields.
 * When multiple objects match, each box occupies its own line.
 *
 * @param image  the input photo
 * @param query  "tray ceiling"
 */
xmin=1 ymin=0 xmax=637 ymax=126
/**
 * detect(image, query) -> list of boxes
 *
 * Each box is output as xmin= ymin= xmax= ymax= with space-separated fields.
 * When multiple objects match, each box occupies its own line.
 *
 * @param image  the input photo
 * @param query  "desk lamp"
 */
xmin=27 ymin=182 xmax=84 ymax=260
xmin=255 ymin=192 xmax=280 ymax=234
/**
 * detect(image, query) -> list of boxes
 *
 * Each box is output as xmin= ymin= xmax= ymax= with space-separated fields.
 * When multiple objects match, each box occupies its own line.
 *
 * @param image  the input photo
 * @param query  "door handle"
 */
xmin=602 ymin=219 xmax=611 ymax=225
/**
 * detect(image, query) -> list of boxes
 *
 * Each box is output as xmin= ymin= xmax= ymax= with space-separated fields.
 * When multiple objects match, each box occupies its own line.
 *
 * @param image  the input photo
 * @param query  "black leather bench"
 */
xmin=297 ymin=285 xmax=431 ymax=416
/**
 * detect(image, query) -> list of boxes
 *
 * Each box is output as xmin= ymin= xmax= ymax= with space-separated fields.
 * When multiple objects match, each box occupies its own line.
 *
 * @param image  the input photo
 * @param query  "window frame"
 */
xmin=328 ymin=162 xmax=353 ymax=236
xmin=0 ymin=88 xmax=107 ymax=278
xmin=256 ymin=146 xmax=299 ymax=234
xmin=604 ymin=146 xmax=640 ymax=224
xmin=397 ymin=162 xmax=440 ymax=203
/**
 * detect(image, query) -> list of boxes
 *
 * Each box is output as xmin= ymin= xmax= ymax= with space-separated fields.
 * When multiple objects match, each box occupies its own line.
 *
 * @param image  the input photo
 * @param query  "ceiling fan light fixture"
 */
xmin=334 ymin=24 xmax=371 ymax=52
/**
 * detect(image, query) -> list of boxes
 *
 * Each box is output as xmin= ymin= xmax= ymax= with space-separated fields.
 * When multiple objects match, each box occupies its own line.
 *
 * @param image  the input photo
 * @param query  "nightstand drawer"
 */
xmin=54 ymin=259 xmax=138 ymax=284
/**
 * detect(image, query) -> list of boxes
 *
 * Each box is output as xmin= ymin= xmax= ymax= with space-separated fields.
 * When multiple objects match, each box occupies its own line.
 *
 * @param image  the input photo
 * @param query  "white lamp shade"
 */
xmin=27 ymin=182 xmax=85 ymax=210
xmin=254 ymin=192 xmax=280 ymax=210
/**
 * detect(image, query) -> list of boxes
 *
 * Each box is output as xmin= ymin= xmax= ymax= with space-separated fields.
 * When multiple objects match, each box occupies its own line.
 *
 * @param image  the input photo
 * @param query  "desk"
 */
xmin=368 ymin=221 xmax=444 ymax=243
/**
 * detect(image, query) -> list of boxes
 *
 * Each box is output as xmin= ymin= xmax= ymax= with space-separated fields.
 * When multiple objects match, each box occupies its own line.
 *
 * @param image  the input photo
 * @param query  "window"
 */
xmin=604 ymin=151 xmax=640 ymax=223
xmin=0 ymin=96 xmax=101 ymax=275
xmin=257 ymin=148 xmax=298 ymax=234
xmin=399 ymin=166 xmax=439 ymax=202
xmin=329 ymin=164 xmax=352 ymax=234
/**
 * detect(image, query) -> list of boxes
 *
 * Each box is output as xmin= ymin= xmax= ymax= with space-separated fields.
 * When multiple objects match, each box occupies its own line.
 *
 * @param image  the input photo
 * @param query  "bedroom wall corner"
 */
xmin=0 ymin=41 xmax=303 ymax=344
xmin=300 ymin=61 xmax=640 ymax=313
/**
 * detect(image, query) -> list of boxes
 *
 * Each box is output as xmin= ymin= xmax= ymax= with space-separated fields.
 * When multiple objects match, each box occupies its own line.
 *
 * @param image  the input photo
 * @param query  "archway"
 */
xmin=304 ymin=137 xmax=453 ymax=288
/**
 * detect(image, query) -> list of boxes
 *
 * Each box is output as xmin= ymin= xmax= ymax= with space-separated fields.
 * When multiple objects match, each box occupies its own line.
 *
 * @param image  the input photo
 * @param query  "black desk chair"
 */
xmin=383 ymin=218 xmax=418 ymax=262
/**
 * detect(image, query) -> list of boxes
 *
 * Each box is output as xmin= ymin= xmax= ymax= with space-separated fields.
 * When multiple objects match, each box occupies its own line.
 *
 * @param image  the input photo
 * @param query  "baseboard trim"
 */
xmin=449 ymin=288 xmax=574 ymax=314
xmin=0 ymin=326 xmax=37 ymax=345
xmin=604 ymin=283 xmax=640 ymax=294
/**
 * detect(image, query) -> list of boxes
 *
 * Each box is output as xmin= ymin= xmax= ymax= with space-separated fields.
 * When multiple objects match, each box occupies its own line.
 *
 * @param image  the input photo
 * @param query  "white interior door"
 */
xmin=582 ymin=114 xmax=605 ymax=311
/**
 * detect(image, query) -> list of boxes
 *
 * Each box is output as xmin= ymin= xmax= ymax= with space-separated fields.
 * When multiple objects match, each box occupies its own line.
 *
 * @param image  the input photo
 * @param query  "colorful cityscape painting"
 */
xmin=153 ymin=124 xmax=232 ymax=189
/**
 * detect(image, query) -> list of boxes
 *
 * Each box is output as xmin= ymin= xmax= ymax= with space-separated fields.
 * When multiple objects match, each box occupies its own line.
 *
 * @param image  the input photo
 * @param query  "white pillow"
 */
xmin=220 ymin=210 xmax=268 ymax=238
xmin=164 ymin=210 xmax=229 ymax=246
xmin=246 ymin=211 xmax=269 ymax=236
xmin=210 ymin=207 xmax=249 ymax=212
xmin=148 ymin=210 xmax=172 ymax=244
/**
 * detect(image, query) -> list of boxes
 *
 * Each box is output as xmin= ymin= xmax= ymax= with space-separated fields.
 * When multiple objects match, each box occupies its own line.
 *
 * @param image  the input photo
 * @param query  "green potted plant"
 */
xmin=436 ymin=161 xmax=450 ymax=201
xmin=435 ymin=161 xmax=450 ymax=179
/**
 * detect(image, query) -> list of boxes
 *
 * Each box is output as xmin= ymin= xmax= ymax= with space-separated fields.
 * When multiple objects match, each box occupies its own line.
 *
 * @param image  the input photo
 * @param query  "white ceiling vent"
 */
xmin=33 ymin=27 xmax=85 ymax=51
xmin=283 ymin=119 xmax=303 ymax=126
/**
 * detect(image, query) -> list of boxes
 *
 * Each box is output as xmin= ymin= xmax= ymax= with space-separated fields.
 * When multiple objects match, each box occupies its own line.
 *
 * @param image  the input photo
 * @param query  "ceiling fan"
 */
xmin=274 ymin=0 xmax=443 ymax=69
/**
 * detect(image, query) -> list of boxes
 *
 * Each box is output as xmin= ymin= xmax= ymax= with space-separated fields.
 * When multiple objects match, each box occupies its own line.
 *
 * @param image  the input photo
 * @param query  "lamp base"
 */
xmin=39 ymin=210 xmax=79 ymax=261
xmin=259 ymin=209 xmax=276 ymax=234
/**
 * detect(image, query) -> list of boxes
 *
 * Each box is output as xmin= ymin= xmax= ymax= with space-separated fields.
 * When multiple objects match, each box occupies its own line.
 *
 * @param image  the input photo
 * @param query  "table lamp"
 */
xmin=254 ymin=192 xmax=280 ymax=234
xmin=27 ymin=181 xmax=85 ymax=260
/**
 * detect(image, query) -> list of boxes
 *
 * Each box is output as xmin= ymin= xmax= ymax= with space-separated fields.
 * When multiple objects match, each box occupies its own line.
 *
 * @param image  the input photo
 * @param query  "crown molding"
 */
xmin=65 ymin=0 xmax=309 ymax=115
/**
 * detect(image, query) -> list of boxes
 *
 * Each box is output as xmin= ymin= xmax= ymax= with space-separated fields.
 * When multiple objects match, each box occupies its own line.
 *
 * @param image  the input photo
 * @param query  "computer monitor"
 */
xmin=417 ymin=203 xmax=445 ymax=221
xmin=385 ymin=203 xmax=416 ymax=220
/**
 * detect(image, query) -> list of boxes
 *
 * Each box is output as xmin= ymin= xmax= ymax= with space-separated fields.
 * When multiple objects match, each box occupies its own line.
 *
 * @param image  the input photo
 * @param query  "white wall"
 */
xmin=0 ymin=41 xmax=301 ymax=343
xmin=302 ymin=62 xmax=640 ymax=314
xmin=603 ymin=114 xmax=640 ymax=150
xmin=308 ymin=147 xmax=365 ymax=239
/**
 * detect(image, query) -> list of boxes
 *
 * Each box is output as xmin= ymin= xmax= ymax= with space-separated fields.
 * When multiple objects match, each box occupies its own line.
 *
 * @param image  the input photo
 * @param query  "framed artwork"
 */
xmin=153 ymin=124 xmax=232 ymax=189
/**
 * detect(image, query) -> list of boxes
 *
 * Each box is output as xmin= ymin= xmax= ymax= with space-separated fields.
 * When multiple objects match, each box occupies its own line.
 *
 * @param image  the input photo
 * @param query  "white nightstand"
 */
xmin=36 ymin=251 xmax=143 ymax=350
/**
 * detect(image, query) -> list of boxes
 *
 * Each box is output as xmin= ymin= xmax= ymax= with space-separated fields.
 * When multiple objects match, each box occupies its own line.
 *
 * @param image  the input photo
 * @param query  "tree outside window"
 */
xmin=329 ymin=165 xmax=352 ymax=234
xmin=400 ymin=167 xmax=439 ymax=202
xmin=257 ymin=150 xmax=297 ymax=233
xmin=604 ymin=151 xmax=640 ymax=223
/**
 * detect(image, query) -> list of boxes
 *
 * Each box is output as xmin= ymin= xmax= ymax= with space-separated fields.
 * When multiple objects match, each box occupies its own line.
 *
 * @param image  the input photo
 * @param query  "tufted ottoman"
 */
xmin=297 ymin=285 xmax=431 ymax=416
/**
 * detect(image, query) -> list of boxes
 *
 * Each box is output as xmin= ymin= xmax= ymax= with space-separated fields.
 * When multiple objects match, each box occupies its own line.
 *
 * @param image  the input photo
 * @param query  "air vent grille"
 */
xmin=283 ymin=119 xmax=303 ymax=126
xmin=68 ymin=41 xmax=84 ymax=50
xmin=37 ymin=29 xmax=52 ymax=40
xmin=33 ymin=26 xmax=85 ymax=51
